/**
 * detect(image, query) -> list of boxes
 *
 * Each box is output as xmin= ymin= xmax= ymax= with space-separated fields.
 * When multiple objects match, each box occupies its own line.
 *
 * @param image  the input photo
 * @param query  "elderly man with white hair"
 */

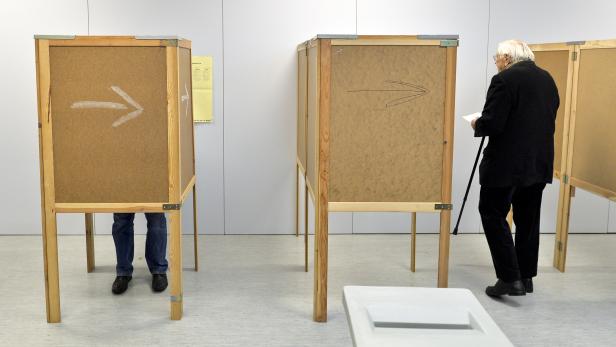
xmin=471 ymin=40 xmax=560 ymax=297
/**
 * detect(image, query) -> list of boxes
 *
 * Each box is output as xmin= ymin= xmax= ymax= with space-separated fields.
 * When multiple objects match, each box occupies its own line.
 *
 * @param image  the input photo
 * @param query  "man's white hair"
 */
xmin=497 ymin=39 xmax=535 ymax=64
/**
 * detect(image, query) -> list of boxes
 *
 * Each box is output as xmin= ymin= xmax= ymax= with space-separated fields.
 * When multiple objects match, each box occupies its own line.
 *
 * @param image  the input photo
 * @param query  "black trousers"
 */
xmin=479 ymin=182 xmax=546 ymax=282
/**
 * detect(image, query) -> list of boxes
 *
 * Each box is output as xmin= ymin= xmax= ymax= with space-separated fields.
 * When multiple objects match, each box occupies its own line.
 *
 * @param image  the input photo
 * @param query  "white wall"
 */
xmin=0 ymin=0 xmax=614 ymax=235
xmin=222 ymin=0 xmax=356 ymax=234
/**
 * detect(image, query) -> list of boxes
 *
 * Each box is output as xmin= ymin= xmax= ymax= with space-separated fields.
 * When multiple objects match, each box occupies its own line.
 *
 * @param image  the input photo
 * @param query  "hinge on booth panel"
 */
xmin=563 ymin=174 xmax=569 ymax=184
xmin=435 ymin=203 xmax=453 ymax=210
xmin=170 ymin=294 xmax=183 ymax=302
xmin=557 ymin=241 xmax=563 ymax=252
xmin=418 ymin=35 xmax=459 ymax=47
xmin=571 ymin=51 xmax=578 ymax=61
xmin=440 ymin=40 xmax=458 ymax=47
xmin=163 ymin=39 xmax=179 ymax=47
xmin=136 ymin=35 xmax=180 ymax=47
xmin=163 ymin=203 xmax=182 ymax=210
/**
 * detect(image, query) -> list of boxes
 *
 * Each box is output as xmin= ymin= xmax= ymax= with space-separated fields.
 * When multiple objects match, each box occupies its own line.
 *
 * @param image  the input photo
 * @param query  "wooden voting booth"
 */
xmin=296 ymin=35 xmax=458 ymax=322
xmin=530 ymin=39 xmax=616 ymax=272
xmin=35 ymin=35 xmax=198 ymax=322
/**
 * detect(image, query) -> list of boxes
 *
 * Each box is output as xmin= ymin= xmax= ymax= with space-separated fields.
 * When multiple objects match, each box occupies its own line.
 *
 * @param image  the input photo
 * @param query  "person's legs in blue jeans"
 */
xmin=112 ymin=213 xmax=136 ymax=276
xmin=145 ymin=213 xmax=168 ymax=274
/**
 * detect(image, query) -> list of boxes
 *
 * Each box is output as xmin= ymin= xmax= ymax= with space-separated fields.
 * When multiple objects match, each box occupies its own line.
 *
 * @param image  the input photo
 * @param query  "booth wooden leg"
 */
xmin=554 ymin=184 xmax=573 ymax=272
xmin=169 ymin=209 xmax=183 ymax=320
xmin=295 ymin=165 xmax=299 ymax=237
xmin=304 ymin=183 xmax=309 ymax=273
xmin=313 ymin=38 xmax=330 ymax=322
xmin=85 ymin=213 xmax=95 ymax=273
xmin=410 ymin=212 xmax=417 ymax=272
xmin=193 ymin=185 xmax=199 ymax=272
xmin=42 ymin=211 xmax=61 ymax=323
xmin=313 ymin=198 xmax=328 ymax=322
xmin=437 ymin=210 xmax=451 ymax=288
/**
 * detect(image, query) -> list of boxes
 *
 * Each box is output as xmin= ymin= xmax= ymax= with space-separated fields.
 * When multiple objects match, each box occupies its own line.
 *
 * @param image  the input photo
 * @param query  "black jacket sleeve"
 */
xmin=475 ymin=74 xmax=511 ymax=137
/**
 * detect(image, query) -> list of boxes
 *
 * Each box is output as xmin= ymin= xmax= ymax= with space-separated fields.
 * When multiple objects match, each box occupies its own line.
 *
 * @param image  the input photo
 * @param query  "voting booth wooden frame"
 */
xmin=529 ymin=39 xmax=616 ymax=272
xmin=295 ymin=35 xmax=458 ymax=322
xmin=34 ymin=35 xmax=198 ymax=322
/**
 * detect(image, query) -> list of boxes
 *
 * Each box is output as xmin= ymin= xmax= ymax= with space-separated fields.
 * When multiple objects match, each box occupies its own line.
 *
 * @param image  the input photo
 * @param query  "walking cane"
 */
xmin=452 ymin=136 xmax=485 ymax=235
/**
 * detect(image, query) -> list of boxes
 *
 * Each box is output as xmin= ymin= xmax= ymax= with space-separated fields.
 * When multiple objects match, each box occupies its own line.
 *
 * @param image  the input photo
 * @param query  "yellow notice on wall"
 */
xmin=192 ymin=56 xmax=213 ymax=122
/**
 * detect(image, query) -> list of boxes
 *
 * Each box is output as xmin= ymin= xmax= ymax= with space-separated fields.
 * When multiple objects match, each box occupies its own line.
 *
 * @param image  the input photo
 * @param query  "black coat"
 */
xmin=475 ymin=60 xmax=560 ymax=187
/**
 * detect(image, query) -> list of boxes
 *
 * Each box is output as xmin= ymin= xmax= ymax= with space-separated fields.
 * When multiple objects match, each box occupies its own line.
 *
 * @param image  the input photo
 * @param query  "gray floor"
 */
xmin=1 ymin=233 xmax=615 ymax=346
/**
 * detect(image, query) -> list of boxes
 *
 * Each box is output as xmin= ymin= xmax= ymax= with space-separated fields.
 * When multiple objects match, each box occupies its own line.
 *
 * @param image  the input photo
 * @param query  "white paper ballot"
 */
xmin=463 ymin=112 xmax=482 ymax=123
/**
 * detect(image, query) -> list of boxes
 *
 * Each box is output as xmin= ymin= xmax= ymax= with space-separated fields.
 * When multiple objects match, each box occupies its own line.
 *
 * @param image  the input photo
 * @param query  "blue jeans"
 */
xmin=112 ymin=213 xmax=168 ymax=276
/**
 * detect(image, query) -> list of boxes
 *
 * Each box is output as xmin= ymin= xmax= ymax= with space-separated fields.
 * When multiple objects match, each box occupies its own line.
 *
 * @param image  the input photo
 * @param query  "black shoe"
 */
xmin=522 ymin=278 xmax=533 ymax=293
xmin=112 ymin=276 xmax=132 ymax=295
xmin=485 ymin=279 xmax=526 ymax=297
xmin=152 ymin=274 xmax=168 ymax=292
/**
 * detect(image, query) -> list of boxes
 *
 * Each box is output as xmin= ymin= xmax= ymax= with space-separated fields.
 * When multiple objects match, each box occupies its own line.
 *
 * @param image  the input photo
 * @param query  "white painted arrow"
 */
xmin=109 ymin=86 xmax=144 ymax=127
xmin=70 ymin=85 xmax=144 ymax=128
xmin=181 ymin=83 xmax=190 ymax=119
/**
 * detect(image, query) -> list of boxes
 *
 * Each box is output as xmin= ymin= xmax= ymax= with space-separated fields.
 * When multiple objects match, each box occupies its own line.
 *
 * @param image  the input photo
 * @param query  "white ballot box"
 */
xmin=343 ymin=286 xmax=513 ymax=347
